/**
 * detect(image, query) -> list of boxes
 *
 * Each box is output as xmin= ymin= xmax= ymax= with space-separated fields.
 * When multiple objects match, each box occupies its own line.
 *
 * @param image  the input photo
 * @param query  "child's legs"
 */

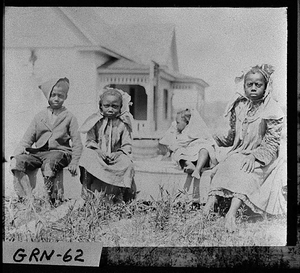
xmin=11 ymin=154 xmax=43 ymax=174
xmin=38 ymin=151 xmax=71 ymax=200
xmin=38 ymin=150 xmax=71 ymax=178
xmin=225 ymin=197 xmax=242 ymax=232
xmin=195 ymin=148 xmax=209 ymax=171
xmin=191 ymin=149 xmax=209 ymax=179
xmin=79 ymin=166 xmax=93 ymax=190
xmin=180 ymin=159 xmax=196 ymax=173
xmin=10 ymin=154 xmax=43 ymax=198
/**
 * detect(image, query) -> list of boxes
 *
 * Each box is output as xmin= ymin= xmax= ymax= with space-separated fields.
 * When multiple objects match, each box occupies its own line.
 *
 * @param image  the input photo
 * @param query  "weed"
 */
xmin=3 ymin=185 xmax=287 ymax=246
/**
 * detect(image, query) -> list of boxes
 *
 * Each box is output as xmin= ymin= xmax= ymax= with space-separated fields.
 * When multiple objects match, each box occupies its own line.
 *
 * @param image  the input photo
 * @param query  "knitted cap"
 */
xmin=39 ymin=77 xmax=69 ymax=100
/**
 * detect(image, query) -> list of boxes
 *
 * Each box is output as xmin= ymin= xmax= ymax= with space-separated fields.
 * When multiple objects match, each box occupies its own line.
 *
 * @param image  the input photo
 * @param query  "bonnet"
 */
xmin=79 ymin=87 xmax=134 ymax=133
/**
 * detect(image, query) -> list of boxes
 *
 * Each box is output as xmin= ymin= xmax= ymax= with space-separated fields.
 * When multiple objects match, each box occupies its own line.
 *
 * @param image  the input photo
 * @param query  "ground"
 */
xmin=3 ymin=159 xmax=288 ymax=246
xmin=3 ymin=188 xmax=287 ymax=247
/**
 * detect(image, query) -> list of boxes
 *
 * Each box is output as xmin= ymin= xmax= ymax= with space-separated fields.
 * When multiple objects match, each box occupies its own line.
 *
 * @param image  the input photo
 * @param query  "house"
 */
xmin=4 ymin=7 xmax=209 ymax=159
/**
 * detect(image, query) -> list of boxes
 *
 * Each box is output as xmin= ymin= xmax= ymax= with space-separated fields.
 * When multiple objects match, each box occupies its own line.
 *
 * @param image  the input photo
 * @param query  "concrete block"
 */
xmin=134 ymin=162 xmax=212 ymax=203
xmin=3 ymin=163 xmax=82 ymax=200
xmin=32 ymin=168 xmax=82 ymax=199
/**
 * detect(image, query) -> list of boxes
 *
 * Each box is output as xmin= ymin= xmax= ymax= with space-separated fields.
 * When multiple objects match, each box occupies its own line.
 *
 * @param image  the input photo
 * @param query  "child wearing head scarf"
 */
xmin=159 ymin=108 xmax=217 ymax=179
xmin=78 ymin=88 xmax=136 ymax=203
xmin=204 ymin=64 xmax=286 ymax=232
xmin=10 ymin=78 xmax=83 ymax=205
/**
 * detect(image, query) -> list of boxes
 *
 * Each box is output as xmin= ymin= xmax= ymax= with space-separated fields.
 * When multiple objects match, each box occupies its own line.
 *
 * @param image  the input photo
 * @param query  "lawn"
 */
xmin=3 ymin=188 xmax=287 ymax=246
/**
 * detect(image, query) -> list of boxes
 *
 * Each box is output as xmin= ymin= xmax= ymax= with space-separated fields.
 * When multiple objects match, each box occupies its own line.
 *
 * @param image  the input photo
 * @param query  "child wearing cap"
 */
xmin=10 ymin=77 xmax=83 ymax=205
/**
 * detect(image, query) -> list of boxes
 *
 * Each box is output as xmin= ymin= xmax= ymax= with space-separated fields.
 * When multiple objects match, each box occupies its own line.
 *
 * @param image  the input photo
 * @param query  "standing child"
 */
xmin=204 ymin=64 xmax=286 ymax=232
xmin=159 ymin=108 xmax=217 ymax=179
xmin=78 ymin=88 xmax=136 ymax=203
xmin=10 ymin=78 xmax=83 ymax=205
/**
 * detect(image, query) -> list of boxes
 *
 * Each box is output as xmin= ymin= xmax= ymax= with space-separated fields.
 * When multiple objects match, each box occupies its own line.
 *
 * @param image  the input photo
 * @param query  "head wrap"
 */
xmin=224 ymin=64 xmax=284 ymax=120
xmin=38 ymin=77 xmax=69 ymax=100
xmin=234 ymin=64 xmax=275 ymax=84
xmin=79 ymin=87 xmax=133 ymax=133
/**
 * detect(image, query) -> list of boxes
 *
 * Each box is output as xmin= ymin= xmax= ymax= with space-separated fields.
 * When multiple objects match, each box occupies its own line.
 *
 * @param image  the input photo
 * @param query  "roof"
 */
xmin=99 ymin=58 xmax=209 ymax=88
xmin=98 ymin=58 xmax=149 ymax=71
xmin=166 ymin=69 xmax=209 ymax=87
xmin=58 ymin=7 xmax=144 ymax=64
xmin=4 ymin=7 xmax=91 ymax=48
xmin=114 ymin=23 xmax=178 ymax=69
xmin=5 ymin=7 xmax=208 ymax=87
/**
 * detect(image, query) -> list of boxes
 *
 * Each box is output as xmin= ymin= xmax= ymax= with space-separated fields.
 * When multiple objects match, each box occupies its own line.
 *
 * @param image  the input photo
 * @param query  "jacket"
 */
xmin=13 ymin=107 xmax=83 ymax=165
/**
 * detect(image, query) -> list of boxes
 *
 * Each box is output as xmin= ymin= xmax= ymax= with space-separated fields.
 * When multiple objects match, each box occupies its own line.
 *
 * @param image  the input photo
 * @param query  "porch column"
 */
xmin=145 ymin=83 xmax=154 ymax=132
xmin=147 ymin=61 xmax=157 ymax=132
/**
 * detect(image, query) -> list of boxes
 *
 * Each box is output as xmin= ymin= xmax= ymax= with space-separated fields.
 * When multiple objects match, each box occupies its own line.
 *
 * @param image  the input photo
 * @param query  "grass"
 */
xmin=3 ymin=188 xmax=287 ymax=246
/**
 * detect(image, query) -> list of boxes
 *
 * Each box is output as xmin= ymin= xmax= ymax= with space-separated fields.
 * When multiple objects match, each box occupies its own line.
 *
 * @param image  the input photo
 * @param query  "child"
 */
xmin=78 ymin=88 xmax=136 ymax=203
xmin=159 ymin=108 xmax=217 ymax=179
xmin=10 ymin=77 xmax=83 ymax=205
xmin=204 ymin=64 xmax=286 ymax=232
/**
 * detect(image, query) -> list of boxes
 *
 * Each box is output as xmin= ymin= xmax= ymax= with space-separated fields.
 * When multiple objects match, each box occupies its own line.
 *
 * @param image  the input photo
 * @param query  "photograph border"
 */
xmin=3 ymin=0 xmax=299 ymax=271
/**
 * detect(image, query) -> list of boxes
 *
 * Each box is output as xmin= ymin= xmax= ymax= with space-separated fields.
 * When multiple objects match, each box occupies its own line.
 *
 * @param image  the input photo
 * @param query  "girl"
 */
xmin=78 ymin=88 xmax=136 ymax=203
xmin=204 ymin=64 xmax=286 ymax=232
xmin=159 ymin=108 xmax=217 ymax=179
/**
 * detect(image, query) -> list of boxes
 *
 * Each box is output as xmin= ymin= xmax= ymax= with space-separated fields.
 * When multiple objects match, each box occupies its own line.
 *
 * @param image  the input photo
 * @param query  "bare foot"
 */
xmin=225 ymin=214 xmax=237 ymax=233
xmin=183 ymin=162 xmax=195 ymax=174
xmin=191 ymin=168 xmax=201 ymax=179
xmin=203 ymin=205 xmax=211 ymax=216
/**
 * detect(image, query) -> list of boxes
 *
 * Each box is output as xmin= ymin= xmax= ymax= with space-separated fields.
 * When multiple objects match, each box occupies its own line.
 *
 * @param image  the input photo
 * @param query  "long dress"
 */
xmin=78 ymin=111 xmax=136 ymax=201
xmin=209 ymin=89 xmax=286 ymax=215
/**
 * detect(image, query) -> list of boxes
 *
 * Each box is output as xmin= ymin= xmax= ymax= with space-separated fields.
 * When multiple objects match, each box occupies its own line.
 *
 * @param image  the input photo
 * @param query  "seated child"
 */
xmin=78 ymin=88 xmax=136 ymax=203
xmin=10 ymin=78 xmax=83 ymax=205
xmin=159 ymin=108 xmax=217 ymax=179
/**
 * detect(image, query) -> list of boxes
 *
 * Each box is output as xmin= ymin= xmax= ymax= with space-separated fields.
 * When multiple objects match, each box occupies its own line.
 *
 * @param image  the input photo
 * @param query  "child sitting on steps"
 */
xmin=78 ymin=88 xmax=136 ymax=203
xmin=10 ymin=77 xmax=83 ymax=206
xmin=159 ymin=108 xmax=217 ymax=179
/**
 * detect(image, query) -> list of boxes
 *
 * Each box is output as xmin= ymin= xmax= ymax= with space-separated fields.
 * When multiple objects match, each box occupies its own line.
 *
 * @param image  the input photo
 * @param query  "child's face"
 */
xmin=176 ymin=115 xmax=187 ymax=133
xmin=244 ymin=72 xmax=267 ymax=101
xmin=48 ymin=86 xmax=67 ymax=109
xmin=100 ymin=94 xmax=122 ymax=118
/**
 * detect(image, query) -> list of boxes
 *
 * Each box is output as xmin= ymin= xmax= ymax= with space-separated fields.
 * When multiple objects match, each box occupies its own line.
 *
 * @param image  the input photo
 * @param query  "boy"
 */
xmin=10 ymin=77 xmax=83 ymax=205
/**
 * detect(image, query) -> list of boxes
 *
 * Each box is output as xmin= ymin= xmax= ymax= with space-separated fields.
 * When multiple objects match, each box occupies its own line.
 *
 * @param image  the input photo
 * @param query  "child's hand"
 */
xmin=108 ymin=151 xmax=123 ymax=161
xmin=240 ymin=154 xmax=256 ymax=173
xmin=96 ymin=149 xmax=107 ymax=160
xmin=68 ymin=163 xmax=78 ymax=176
xmin=169 ymin=144 xmax=178 ymax=152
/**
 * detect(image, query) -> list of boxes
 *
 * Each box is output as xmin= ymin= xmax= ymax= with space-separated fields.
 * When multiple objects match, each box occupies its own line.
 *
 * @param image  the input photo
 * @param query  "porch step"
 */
xmin=4 ymin=161 xmax=212 ymax=204
xmin=132 ymin=139 xmax=159 ymax=159
xmin=3 ymin=163 xmax=82 ymax=200
xmin=134 ymin=160 xmax=212 ymax=203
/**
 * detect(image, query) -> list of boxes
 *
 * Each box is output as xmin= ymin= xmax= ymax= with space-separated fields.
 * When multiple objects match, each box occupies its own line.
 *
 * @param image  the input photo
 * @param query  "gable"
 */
xmin=4 ymin=7 xmax=91 ymax=48
xmin=114 ymin=23 xmax=178 ymax=70
xmin=59 ymin=7 xmax=143 ymax=63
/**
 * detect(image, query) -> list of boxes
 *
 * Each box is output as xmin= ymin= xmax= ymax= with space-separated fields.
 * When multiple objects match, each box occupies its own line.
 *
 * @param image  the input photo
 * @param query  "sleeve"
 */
xmin=13 ymin=117 xmax=37 ymax=156
xmin=213 ymin=108 xmax=236 ymax=147
xmin=85 ymin=124 xmax=99 ymax=147
xmin=251 ymin=118 xmax=283 ymax=166
xmin=69 ymin=115 xmax=83 ymax=165
xmin=117 ymin=123 xmax=132 ymax=155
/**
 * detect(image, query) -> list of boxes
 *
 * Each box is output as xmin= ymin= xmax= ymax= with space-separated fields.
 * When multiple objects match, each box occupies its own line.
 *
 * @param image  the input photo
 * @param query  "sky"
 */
xmin=95 ymin=7 xmax=287 ymax=106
